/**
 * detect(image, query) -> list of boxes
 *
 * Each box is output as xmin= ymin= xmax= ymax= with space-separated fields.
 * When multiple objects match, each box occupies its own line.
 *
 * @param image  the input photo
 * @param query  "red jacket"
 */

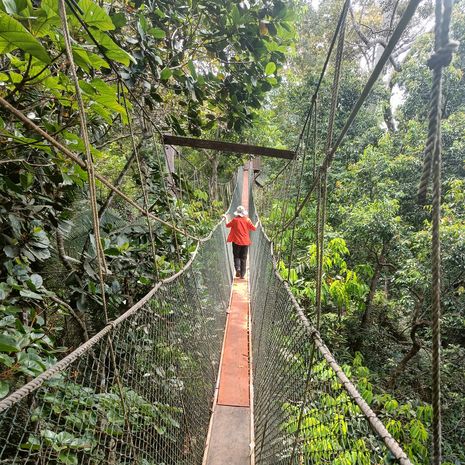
xmin=226 ymin=216 xmax=256 ymax=245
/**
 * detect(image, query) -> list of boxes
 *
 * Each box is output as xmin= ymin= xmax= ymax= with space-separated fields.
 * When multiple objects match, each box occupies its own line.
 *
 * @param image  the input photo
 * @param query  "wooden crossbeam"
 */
xmin=163 ymin=134 xmax=295 ymax=160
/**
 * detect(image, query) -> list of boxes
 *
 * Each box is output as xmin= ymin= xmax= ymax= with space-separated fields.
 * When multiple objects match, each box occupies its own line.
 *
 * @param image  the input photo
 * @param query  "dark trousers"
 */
xmin=232 ymin=243 xmax=248 ymax=278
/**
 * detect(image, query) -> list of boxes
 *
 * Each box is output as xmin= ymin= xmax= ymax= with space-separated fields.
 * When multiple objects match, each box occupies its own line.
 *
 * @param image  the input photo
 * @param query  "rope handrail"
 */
xmin=0 ymin=164 xmax=241 ymax=414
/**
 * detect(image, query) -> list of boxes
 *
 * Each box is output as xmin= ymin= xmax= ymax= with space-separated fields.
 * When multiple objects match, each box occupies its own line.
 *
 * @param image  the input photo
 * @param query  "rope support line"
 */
xmin=119 ymin=87 xmax=160 ymax=276
xmin=63 ymin=0 xmax=165 ymax=143
xmin=417 ymin=1 xmax=459 ymax=463
xmin=0 ymin=96 xmax=198 ymax=241
xmin=417 ymin=0 xmax=459 ymax=205
xmin=278 ymin=0 xmax=423 ymax=234
xmin=255 ymin=222 xmax=414 ymax=465
xmin=59 ymin=0 xmax=110 ymax=323
xmin=294 ymin=0 xmax=351 ymax=152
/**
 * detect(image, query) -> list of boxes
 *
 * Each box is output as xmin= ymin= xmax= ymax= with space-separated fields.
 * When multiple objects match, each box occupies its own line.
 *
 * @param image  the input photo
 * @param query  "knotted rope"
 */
xmin=416 ymin=1 xmax=459 ymax=463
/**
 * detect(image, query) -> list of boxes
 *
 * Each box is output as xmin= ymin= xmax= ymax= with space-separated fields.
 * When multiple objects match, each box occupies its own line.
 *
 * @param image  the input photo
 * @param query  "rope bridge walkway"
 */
xmin=0 ymin=167 xmax=413 ymax=465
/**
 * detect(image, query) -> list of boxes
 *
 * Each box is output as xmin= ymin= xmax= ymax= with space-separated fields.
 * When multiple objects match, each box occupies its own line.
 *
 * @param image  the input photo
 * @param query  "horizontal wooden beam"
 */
xmin=163 ymin=134 xmax=295 ymax=160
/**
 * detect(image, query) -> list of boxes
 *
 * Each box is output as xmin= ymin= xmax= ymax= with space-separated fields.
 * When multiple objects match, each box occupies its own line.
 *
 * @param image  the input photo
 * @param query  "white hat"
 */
xmin=234 ymin=205 xmax=248 ymax=217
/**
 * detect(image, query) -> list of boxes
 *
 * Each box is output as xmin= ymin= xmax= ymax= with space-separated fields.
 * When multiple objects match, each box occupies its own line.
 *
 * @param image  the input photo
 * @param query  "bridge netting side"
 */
xmin=0 ymin=217 xmax=233 ymax=465
xmin=248 ymin=187 xmax=412 ymax=465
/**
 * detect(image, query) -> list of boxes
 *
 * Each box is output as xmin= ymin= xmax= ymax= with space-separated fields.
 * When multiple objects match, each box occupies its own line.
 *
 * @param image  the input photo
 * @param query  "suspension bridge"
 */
xmin=0 ymin=165 xmax=413 ymax=465
xmin=0 ymin=0 xmax=457 ymax=463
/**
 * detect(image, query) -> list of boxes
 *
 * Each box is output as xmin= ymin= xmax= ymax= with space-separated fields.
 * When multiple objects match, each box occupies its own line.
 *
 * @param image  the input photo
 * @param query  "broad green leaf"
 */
xmin=20 ymin=289 xmax=43 ymax=299
xmin=265 ymin=61 xmax=276 ymax=75
xmin=231 ymin=5 xmax=241 ymax=25
xmin=0 ymin=12 xmax=50 ymax=63
xmin=110 ymin=12 xmax=126 ymax=28
xmin=0 ymin=0 xmax=27 ymax=15
xmin=72 ymin=46 xmax=110 ymax=72
xmin=90 ymin=29 xmax=135 ymax=66
xmin=31 ymin=0 xmax=60 ymax=37
xmin=0 ymin=333 xmax=20 ymax=352
xmin=78 ymin=0 xmax=115 ymax=31
xmin=79 ymin=78 xmax=127 ymax=121
xmin=17 ymin=351 xmax=47 ymax=376
xmin=160 ymin=67 xmax=172 ymax=80
xmin=0 ymin=380 xmax=9 ymax=399
xmin=149 ymin=27 xmax=165 ymax=39
xmin=58 ymin=452 xmax=78 ymax=465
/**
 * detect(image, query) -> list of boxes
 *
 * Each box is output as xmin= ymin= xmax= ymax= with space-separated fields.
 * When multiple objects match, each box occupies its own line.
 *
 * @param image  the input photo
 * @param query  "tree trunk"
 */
xmin=360 ymin=243 xmax=388 ymax=329
xmin=387 ymin=292 xmax=426 ymax=388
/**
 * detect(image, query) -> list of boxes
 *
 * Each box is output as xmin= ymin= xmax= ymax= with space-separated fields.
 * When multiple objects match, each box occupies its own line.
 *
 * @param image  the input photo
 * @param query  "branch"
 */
xmin=349 ymin=4 xmax=402 ymax=72
xmin=48 ymin=295 xmax=89 ymax=341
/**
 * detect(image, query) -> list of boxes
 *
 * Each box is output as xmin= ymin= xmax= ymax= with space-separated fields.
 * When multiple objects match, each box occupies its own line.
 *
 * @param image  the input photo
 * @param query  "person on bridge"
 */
xmin=224 ymin=205 xmax=257 ymax=279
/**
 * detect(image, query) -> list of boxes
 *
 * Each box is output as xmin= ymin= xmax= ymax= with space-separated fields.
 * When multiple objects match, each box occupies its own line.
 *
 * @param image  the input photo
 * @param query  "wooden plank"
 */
xmin=163 ymin=134 xmax=295 ymax=160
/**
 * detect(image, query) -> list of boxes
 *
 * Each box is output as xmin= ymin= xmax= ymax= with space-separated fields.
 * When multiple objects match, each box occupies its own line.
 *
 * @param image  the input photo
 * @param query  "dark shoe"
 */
xmin=236 ymin=271 xmax=241 ymax=278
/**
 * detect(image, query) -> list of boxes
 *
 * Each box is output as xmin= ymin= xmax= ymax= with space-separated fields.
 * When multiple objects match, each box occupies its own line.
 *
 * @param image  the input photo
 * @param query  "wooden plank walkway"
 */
xmin=204 ymin=167 xmax=253 ymax=465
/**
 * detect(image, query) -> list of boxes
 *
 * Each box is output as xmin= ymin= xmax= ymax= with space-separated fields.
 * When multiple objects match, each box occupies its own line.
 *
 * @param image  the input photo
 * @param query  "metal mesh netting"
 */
xmin=249 ymin=225 xmax=412 ymax=465
xmin=0 ymin=221 xmax=232 ymax=465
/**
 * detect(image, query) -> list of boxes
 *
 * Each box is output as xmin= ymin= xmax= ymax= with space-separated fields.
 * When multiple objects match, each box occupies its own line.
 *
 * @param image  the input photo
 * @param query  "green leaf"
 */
xmin=20 ymin=289 xmax=43 ymax=300
xmin=0 ymin=380 xmax=9 ymax=399
xmin=265 ymin=61 xmax=276 ymax=75
xmin=0 ymin=12 xmax=51 ymax=63
xmin=149 ymin=27 xmax=165 ymax=39
xmin=187 ymin=60 xmax=197 ymax=79
xmin=78 ymin=0 xmax=115 ymax=31
xmin=72 ymin=46 xmax=110 ymax=72
xmin=160 ymin=67 xmax=172 ymax=80
xmin=0 ymin=334 xmax=20 ymax=352
xmin=17 ymin=351 xmax=47 ymax=376
xmin=231 ymin=5 xmax=241 ymax=25
xmin=31 ymin=0 xmax=60 ymax=37
xmin=90 ymin=29 xmax=135 ymax=66
xmin=110 ymin=12 xmax=126 ymax=28
xmin=58 ymin=452 xmax=78 ymax=465
xmin=0 ymin=0 xmax=27 ymax=15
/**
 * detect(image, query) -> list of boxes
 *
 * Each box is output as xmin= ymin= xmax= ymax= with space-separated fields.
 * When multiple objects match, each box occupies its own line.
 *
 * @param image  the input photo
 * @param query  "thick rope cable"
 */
xmin=276 ymin=160 xmax=299 ymax=266
xmin=294 ymin=0 xmax=351 ymax=153
xmin=154 ymin=135 xmax=183 ymax=263
xmin=58 ymin=11 xmax=144 ymax=453
xmin=312 ymin=97 xmax=318 ymax=178
xmin=278 ymin=0 xmax=423 ymax=233
xmin=0 ymin=97 xmax=198 ymax=241
xmin=0 ymin=213 xmax=226 ymax=414
xmin=417 ymin=0 xmax=458 ymax=205
xmin=315 ymin=9 xmax=347 ymax=330
xmin=119 ymin=87 xmax=159 ymax=278
xmin=286 ymin=109 xmax=313 ymax=280
xmin=58 ymin=0 xmax=109 ymax=322
xmin=263 ymin=0 xmax=351 ymax=192
xmin=418 ymin=1 xmax=458 ymax=463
